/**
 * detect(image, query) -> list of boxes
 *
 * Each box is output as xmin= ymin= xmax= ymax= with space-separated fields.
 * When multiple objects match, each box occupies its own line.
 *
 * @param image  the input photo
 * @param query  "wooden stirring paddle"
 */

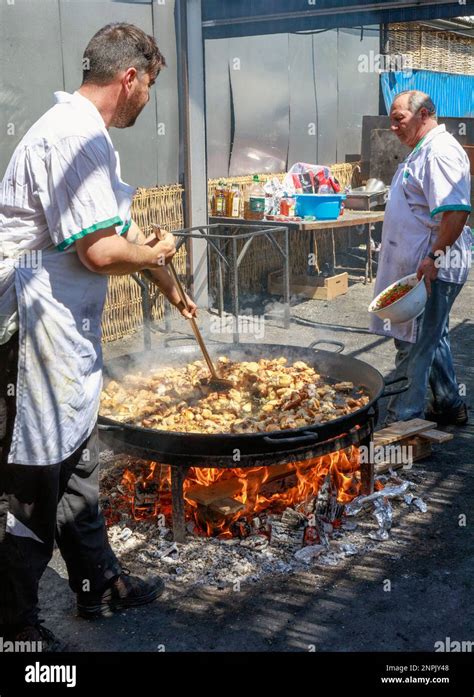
xmin=148 ymin=226 xmax=233 ymax=391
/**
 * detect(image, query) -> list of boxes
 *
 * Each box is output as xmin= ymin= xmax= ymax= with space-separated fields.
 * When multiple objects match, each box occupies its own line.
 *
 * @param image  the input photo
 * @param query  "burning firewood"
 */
xmin=281 ymin=508 xmax=306 ymax=529
xmin=230 ymin=517 xmax=252 ymax=539
xmin=101 ymin=446 xmax=361 ymax=539
xmin=209 ymin=498 xmax=245 ymax=517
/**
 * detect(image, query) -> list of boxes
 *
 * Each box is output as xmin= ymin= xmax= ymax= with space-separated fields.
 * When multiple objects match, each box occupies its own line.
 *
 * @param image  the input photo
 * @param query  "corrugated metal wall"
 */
xmin=205 ymin=27 xmax=380 ymax=178
xmin=381 ymin=70 xmax=474 ymax=118
xmin=0 ymin=0 xmax=179 ymax=188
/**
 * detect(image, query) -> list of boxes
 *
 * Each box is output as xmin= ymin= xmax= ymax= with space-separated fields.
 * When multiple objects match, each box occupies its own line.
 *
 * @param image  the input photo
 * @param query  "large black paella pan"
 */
xmin=98 ymin=340 xmax=408 ymax=466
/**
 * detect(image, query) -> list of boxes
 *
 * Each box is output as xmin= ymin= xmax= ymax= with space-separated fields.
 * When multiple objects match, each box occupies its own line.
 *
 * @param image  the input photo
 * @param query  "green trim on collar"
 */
xmin=412 ymin=134 xmax=428 ymax=154
xmin=412 ymin=125 xmax=443 ymax=155
xmin=56 ymin=216 xmax=123 ymax=251
xmin=120 ymin=219 xmax=132 ymax=236
xmin=430 ymin=204 xmax=471 ymax=219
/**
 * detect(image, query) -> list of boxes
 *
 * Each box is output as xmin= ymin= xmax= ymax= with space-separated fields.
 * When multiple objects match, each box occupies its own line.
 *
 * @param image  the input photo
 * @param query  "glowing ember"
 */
xmin=103 ymin=446 xmax=366 ymax=538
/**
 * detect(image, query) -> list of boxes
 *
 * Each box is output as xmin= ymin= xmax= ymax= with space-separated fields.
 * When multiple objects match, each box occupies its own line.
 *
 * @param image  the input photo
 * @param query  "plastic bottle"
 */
xmin=244 ymin=175 xmax=265 ymax=220
xmin=213 ymin=181 xmax=227 ymax=216
xmin=280 ymin=194 xmax=296 ymax=218
xmin=227 ymin=183 xmax=242 ymax=218
xmin=280 ymin=194 xmax=290 ymax=217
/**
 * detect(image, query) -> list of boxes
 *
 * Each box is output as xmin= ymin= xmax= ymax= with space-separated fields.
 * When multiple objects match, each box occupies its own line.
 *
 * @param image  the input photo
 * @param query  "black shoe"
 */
xmin=425 ymin=402 xmax=468 ymax=426
xmin=77 ymin=568 xmax=165 ymax=619
xmin=10 ymin=622 xmax=64 ymax=652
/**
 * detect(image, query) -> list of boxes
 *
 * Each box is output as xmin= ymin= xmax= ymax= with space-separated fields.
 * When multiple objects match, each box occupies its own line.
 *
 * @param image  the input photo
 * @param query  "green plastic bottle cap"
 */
xmin=253 ymin=175 xmax=259 ymax=182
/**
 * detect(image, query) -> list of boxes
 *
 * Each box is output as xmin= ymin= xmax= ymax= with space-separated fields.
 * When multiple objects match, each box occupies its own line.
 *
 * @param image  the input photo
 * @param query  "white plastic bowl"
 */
xmin=368 ymin=273 xmax=427 ymax=323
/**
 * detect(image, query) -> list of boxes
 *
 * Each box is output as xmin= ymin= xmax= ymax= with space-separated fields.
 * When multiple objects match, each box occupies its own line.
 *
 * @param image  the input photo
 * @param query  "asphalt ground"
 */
xmin=38 ymin=268 xmax=474 ymax=655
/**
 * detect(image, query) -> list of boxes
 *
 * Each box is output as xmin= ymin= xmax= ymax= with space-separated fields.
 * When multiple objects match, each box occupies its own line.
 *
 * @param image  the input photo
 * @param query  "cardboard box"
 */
xmin=268 ymin=270 xmax=348 ymax=301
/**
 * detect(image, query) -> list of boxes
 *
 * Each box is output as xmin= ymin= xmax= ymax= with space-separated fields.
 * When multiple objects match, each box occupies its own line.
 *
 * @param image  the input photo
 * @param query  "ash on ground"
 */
xmin=99 ymin=452 xmax=430 ymax=591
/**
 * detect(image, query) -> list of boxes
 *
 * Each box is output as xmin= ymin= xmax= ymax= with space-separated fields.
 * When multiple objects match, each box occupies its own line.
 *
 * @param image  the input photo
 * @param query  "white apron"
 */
xmin=370 ymin=135 xmax=439 ymax=343
xmin=1 ymin=90 xmax=136 ymax=466
xmin=8 ymin=250 xmax=108 ymax=465
xmin=0 ymin=257 xmax=18 ymax=344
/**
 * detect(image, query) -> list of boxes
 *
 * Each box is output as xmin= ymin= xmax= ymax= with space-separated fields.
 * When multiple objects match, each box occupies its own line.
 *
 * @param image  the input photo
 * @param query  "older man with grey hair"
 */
xmin=370 ymin=90 xmax=471 ymax=425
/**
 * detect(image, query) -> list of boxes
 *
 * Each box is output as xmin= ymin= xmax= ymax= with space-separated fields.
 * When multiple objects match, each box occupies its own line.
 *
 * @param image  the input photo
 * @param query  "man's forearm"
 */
xmin=124 ymin=221 xmax=182 ymax=304
xmin=75 ymin=220 xmax=176 ymax=275
xmin=143 ymin=266 xmax=183 ymax=305
xmin=431 ymin=210 xmax=469 ymax=255
xmin=90 ymin=236 xmax=167 ymax=275
xmin=124 ymin=220 xmax=170 ymax=279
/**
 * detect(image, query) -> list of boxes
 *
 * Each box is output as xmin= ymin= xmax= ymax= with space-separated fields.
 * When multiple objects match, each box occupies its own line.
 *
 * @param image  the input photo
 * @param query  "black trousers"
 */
xmin=0 ymin=334 xmax=121 ymax=628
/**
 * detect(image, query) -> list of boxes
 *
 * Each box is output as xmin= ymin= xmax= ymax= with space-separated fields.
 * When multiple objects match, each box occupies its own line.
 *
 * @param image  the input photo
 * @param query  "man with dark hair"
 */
xmin=81 ymin=22 xmax=166 ymax=127
xmin=82 ymin=22 xmax=166 ymax=86
xmin=0 ymin=23 xmax=194 ymax=650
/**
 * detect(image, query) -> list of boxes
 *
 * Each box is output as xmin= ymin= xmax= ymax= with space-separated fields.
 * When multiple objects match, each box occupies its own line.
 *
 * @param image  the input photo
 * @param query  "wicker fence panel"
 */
xmin=132 ymin=184 xmax=184 ymax=236
xmin=101 ymin=184 xmax=185 ymax=343
xmin=208 ymin=162 xmax=359 ymax=205
xmin=388 ymin=23 xmax=474 ymax=75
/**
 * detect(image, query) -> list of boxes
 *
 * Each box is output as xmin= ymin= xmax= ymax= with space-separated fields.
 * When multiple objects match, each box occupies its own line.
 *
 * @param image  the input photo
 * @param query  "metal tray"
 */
xmin=345 ymin=187 xmax=389 ymax=211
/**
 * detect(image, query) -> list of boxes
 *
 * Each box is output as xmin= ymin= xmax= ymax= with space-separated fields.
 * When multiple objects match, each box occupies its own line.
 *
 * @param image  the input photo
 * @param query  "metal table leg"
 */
xmin=217 ymin=237 xmax=224 ymax=317
xmin=231 ymin=235 xmax=240 ymax=344
xmin=164 ymin=299 xmax=172 ymax=333
xmin=283 ymin=228 xmax=290 ymax=329
xmin=132 ymin=274 xmax=152 ymax=350
xmin=368 ymin=224 xmax=374 ymax=282
xmin=366 ymin=223 xmax=374 ymax=284
xmin=331 ymin=228 xmax=336 ymax=275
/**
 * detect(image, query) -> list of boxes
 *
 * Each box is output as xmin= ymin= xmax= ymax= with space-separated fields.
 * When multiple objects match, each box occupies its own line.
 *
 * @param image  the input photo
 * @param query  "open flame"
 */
xmin=104 ymin=445 xmax=375 ymax=538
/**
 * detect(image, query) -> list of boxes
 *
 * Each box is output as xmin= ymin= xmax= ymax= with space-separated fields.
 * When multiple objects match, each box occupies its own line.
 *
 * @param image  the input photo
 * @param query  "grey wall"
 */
xmin=1 ymin=3 xmax=380 ymax=187
xmin=205 ymin=27 xmax=381 ymax=177
xmin=0 ymin=0 xmax=179 ymax=188
xmin=0 ymin=0 xmax=65 ymax=167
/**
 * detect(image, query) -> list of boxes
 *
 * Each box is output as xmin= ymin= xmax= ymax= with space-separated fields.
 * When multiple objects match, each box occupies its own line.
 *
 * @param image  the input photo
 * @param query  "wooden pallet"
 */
xmin=373 ymin=418 xmax=453 ymax=474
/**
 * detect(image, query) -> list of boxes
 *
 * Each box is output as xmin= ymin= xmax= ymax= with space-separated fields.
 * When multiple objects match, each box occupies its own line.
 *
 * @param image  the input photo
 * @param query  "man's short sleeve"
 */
xmin=423 ymin=148 xmax=472 ymax=219
xmin=36 ymin=135 xmax=122 ymax=251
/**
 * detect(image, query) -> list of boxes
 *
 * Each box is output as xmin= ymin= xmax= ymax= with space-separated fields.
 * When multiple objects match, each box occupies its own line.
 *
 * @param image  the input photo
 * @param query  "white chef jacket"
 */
xmin=401 ymin=124 xmax=471 ymax=284
xmin=370 ymin=124 xmax=472 ymax=343
xmin=0 ymin=91 xmax=135 ymax=465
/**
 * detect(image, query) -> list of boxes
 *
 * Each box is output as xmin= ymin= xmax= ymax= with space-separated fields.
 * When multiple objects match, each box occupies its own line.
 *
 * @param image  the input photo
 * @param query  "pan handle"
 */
xmin=163 ymin=335 xmax=197 ymax=347
xmin=381 ymin=376 xmax=411 ymax=398
xmin=309 ymin=339 xmax=345 ymax=354
xmin=263 ymin=430 xmax=318 ymax=446
xmin=98 ymin=423 xmax=125 ymax=432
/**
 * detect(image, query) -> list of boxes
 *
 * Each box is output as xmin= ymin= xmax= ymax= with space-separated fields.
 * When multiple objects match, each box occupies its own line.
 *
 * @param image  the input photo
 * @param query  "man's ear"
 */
xmin=122 ymin=67 xmax=137 ymax=94
xmin=419 ymin=107 xmax=429 ymax=121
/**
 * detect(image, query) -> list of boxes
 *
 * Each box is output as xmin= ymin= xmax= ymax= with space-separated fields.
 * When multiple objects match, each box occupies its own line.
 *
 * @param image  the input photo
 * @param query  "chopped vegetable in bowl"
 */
xmin=374 ymin=282 xmax=414 ymax=310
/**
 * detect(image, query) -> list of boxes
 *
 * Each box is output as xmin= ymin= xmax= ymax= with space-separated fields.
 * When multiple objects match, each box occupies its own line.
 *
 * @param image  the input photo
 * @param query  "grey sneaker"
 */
xmin=77 ymin=568 xmax=165 ymax=619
